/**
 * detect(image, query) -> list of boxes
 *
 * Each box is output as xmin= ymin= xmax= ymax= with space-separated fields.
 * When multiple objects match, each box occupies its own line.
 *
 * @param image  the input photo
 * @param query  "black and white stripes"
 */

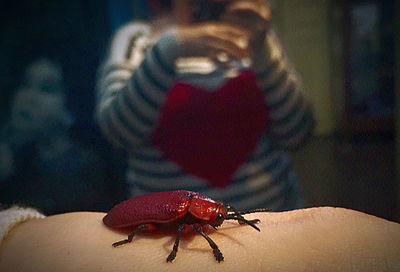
xmin=96 ymin=23 xmax=179 ymax=148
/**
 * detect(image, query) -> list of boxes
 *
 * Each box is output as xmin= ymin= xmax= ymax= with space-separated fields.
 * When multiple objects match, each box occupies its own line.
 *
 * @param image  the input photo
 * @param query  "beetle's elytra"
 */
xmin=103 ymin=190 xmax=270 ymax=262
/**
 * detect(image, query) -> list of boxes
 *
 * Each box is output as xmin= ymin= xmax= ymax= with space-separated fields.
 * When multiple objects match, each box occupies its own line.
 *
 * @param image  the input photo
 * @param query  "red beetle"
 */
xmin=103 ymin=190 xmax=270 ymax=262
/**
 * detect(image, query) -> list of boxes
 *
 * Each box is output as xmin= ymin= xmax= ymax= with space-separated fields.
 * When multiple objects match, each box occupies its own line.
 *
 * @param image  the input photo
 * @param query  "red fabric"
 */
xmin=152 ymin=71 xmax=268 ymax=188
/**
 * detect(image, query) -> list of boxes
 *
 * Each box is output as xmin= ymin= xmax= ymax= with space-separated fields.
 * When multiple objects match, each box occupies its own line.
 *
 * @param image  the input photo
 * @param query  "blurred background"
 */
xmin=0 ymin=0 xmax=399 ymax=222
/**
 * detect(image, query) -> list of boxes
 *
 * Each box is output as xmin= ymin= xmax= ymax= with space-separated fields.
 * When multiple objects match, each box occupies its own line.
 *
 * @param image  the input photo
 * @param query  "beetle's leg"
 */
xmin=238 ymin=219 xmax=260 ymax=225
xmin=235 ymin=208 xmax=270 ymax=225
xmin=166 ymin=224 xmax=186 ymax=262
xmin=112 ymin=224 xmax=156 ymax=247
xmin=193 ymin=224 xmax=224 ymax=262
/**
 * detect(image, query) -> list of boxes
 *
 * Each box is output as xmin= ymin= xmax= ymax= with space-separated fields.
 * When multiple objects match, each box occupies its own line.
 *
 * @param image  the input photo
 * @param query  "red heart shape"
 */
xmin=152 ymin=71 xmax=268 ymax=188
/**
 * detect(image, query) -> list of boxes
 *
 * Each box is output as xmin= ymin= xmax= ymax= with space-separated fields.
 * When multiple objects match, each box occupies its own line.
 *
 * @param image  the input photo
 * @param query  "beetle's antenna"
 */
xmin=232 ymin=208 xmax=272 ymax=215
xmin=225 ymin=205 xmax=271 ymax=215
xmin=225 ymin=215 xmax=261 ymax=231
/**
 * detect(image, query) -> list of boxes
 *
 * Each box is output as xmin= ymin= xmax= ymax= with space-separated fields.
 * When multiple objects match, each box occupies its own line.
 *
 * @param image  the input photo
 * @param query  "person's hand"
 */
xmin=0 ymin=207 xmax=399 ymax=271
xmin=221 ymin=0 xmax=271 ymax=53
xmin=176 ymin=22 xmax=251 ymax=61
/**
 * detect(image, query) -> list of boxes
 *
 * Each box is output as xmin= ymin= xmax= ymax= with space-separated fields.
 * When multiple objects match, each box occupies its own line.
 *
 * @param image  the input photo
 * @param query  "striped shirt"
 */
xmin=96 ymin=22 xmax=315 ymax=211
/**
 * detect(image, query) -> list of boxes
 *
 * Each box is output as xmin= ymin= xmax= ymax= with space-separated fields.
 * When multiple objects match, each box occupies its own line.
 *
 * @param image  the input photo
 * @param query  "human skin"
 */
xmin=0 ymin=207 xmax=399 ymax=272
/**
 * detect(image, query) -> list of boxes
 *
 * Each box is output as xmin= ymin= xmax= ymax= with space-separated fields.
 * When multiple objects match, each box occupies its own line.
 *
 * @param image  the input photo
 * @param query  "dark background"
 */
xmin=0 ymin=0 xmax=128 ymax=213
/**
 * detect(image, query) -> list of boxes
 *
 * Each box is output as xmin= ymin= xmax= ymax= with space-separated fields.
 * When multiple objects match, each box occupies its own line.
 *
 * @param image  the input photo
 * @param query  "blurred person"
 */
xmin=96 ymin=0 xmax=315 ymax=211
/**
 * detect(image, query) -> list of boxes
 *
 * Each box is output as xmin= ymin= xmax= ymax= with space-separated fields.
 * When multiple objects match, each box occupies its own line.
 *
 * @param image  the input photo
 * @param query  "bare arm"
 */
xmin=1 ymin=207 xmax=399 ymax=272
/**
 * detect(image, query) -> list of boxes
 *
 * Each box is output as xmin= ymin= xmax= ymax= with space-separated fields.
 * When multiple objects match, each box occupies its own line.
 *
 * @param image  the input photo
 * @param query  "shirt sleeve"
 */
xmin=95 ymin=22 xmax=180 ymax=149
xmin=0 ymin=206 xmax=45 ymax=245
xmin=252 ymin=29 xmax=315 ymax=150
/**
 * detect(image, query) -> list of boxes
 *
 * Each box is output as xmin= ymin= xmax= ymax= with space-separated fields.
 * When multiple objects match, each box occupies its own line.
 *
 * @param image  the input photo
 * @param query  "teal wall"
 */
xmin=272 ymin=0 xmax=336 ymax=135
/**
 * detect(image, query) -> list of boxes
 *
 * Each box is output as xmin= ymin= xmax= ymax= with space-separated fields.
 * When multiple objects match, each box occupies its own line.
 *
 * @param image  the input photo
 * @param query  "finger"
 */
xmin=179 ymin=28 xmax=249 ymax=59
xmin=178 ymin=23 xmax=249 ymax=45
xmin=204 ymin=36 xmax=250 ymax=60
xmin=206 ymin=23 xmax=250 ymax=53
xmin=178 ymin=23 xmax=251 ymax=59
xmin=203 ymin=23 xmax=250 ymax=43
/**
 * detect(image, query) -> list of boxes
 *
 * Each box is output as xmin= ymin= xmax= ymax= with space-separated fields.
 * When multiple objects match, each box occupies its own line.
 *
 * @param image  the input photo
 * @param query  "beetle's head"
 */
xmin=211 ymin=202 xmax=228 ymax=228
xmin=209 ymin=202 xmax=271 ymax=230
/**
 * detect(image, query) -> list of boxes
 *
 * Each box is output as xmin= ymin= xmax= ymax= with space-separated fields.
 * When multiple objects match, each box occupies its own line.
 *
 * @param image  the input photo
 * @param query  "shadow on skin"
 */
xmin=106 ymin=219 xmax=252 ymax=253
